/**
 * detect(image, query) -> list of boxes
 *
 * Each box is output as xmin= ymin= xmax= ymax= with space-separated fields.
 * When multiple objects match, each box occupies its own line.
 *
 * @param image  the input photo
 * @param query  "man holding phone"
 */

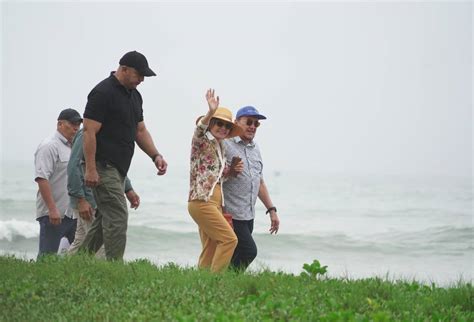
xmin=223 ymin=106 xmax=280 ymax=271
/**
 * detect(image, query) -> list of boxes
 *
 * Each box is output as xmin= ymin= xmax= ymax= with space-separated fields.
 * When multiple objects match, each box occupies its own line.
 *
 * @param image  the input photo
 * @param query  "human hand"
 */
xmin=206 ymin=89 xmax=219 ymax=114
xmin=229 ymin=158 xmax=244 ymax=177
xmin=48 ymin=208 xmax=62 ymax=226
xmin=153 ymin=155 xmax=168 ymax=176
xmin=78 ymin=198 xmax=94 ymax=221
xmin=269 ymin=212 xmax=280 ymax=234
xmin=232 ymin=160 xmax=244 ymax=175
xmin=126 ymin=190 xmax=140 ymax=209
xmin=85 ymin=168 xmax=100 ymax=187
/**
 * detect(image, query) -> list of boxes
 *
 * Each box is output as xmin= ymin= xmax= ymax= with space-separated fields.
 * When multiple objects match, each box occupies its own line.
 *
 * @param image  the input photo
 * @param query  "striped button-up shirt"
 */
xmin=223 ymin=137 xmax=263 ymax=220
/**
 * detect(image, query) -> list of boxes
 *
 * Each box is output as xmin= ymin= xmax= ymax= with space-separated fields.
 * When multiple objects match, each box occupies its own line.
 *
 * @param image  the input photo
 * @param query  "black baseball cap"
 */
xmin=57 ymin=108 xmax=82 ymax=123
xmin=119 ymin=51 xmax=156 ymax=77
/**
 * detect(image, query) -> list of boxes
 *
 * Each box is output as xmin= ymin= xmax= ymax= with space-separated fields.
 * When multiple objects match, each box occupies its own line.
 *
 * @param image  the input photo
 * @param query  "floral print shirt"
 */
xmin=188 ymin=120 xmax=227 ymax=203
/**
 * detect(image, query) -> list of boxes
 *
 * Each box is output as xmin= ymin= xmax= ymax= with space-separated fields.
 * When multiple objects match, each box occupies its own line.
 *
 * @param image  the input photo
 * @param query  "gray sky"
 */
xmin=1 ymin=1 xmax=472 ymax=177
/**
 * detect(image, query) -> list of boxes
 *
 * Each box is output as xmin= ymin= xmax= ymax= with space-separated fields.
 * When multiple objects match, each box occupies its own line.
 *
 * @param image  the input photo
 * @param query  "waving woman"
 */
xmin=188 ymin=89 xmax=243 ymax=272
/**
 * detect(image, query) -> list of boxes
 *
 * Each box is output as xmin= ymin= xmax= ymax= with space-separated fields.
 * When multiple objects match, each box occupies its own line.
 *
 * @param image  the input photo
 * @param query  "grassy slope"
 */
xmin=0 ymin=255 xmax=472 ymax=321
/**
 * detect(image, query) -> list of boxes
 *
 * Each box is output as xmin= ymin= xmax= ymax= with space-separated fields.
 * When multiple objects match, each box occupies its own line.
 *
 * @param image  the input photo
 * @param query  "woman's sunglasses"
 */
xmin=245 ymin=119 xmax=260 ymax=128
xmin=215 ymin=120 xmax=233 ymax=130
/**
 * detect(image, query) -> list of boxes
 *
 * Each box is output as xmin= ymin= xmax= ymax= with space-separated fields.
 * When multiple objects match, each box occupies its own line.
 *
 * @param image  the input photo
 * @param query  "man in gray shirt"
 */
xmin=223 ymin=106 xmax=280 ymax=271
xmin=34 ymin=108 xmax=82 ymax=258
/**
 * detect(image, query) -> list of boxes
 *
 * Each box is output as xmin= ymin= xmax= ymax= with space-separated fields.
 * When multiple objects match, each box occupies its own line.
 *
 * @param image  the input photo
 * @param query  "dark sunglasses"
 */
xmin=215 ymin=120 xmax=233 ymax=130
xmin=246 ymin=119 xmax=260 ymax=128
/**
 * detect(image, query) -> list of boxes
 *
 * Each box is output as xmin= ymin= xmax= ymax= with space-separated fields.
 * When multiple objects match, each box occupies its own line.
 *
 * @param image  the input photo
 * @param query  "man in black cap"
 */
xmin=34 ymin=108 xmax=82 ymax=258
xmin=80 ymin=50 xmax=167 ymax=260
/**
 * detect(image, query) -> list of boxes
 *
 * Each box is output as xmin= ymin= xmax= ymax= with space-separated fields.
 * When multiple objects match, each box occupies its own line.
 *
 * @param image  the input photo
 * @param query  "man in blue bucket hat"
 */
xmin=223 ymin=105 xmax=280 ymax=271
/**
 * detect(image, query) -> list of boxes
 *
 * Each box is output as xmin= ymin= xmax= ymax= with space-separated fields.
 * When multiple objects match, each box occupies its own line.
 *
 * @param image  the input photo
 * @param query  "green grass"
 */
xmin=0 ymin=255 xmax=472 ymax=321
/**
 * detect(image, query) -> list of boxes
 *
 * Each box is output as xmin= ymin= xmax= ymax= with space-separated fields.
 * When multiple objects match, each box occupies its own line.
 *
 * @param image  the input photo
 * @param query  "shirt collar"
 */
xmin=232 ymin=136 xmax=255 ymax=147
xmin=109 ymin=71 xmax=132 ymax=94
xmin=55 ymin=130 xmax=70 ymax=146
xmin=205 ymin=131 xmax=216 ymax=141
xmin=109 ymin=71 xmax=119 ymax=84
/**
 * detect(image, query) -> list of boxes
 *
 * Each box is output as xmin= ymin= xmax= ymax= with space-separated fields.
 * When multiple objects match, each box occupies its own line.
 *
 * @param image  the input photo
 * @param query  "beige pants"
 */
xmin=68 ymin=209 xmax=106 ymax=258
xmin=188 ymin=184 xmax=237 ymax=272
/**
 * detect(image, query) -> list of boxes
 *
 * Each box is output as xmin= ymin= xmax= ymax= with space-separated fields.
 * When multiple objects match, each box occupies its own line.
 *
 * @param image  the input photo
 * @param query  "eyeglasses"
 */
xmin=245 ymin=119 xmax=260 ymax=128
xmin=215 ymin=120 xmax=233 ymax=130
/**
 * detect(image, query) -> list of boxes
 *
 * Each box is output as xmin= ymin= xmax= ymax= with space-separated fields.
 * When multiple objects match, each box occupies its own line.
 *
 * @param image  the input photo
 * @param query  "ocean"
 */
xmin=1 ymin=160 xmax=472 ymax=286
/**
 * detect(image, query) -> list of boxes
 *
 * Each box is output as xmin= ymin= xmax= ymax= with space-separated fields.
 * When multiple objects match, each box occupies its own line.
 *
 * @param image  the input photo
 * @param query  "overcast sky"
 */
xmin=1 ymin=1 xmax=471 ymax=177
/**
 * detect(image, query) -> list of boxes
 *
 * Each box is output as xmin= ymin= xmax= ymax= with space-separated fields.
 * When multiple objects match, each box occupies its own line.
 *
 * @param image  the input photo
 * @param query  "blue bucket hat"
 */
xmin=236 ymin=106 xmax=267 ymax=120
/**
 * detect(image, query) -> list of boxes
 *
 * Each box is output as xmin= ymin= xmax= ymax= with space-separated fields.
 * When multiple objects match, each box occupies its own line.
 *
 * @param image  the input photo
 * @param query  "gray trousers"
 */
xmin=80 ymin=162 xmax=128 ymax=260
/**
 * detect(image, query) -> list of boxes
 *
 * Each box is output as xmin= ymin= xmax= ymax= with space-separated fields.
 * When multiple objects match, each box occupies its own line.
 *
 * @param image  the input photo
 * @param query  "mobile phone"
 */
xmin=231 ymin=156 xmax=242 ymax=166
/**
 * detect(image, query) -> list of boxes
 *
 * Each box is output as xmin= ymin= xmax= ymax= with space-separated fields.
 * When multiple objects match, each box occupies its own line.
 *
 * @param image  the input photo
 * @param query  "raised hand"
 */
xmin=206 ymin=88 xmax=219 ymax=114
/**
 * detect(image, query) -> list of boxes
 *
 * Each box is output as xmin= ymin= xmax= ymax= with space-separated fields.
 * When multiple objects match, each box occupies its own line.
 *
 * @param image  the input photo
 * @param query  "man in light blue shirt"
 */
xmin=67 ymin=129 xmax=140 ymax=256
xmin=223 ymin=106 xmax=280 ymax=270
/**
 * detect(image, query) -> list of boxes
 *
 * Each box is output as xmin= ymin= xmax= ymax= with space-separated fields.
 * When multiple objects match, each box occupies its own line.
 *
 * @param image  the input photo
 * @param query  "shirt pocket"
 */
xmin=58 ymin=148 xmax=70 ymax=163
xmin=250 ymin=160 xmax=263 ymax=177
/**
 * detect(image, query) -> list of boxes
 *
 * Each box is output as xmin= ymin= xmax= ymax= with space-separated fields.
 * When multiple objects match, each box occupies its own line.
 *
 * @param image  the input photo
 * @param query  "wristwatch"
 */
xmin=266 ymin=206 xmax=277 ymax=215
xmin=151 ymin=153 xmax=162 ymax=163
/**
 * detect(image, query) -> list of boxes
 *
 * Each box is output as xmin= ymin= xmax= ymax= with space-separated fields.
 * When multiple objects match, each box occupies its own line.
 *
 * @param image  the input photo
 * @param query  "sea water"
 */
xmin=1 ymin=160 xmax=472 ymax=286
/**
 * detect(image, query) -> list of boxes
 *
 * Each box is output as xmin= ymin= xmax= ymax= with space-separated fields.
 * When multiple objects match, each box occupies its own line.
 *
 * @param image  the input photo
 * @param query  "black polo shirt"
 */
xmin=84 ymin=73 xmax=144 ymax=176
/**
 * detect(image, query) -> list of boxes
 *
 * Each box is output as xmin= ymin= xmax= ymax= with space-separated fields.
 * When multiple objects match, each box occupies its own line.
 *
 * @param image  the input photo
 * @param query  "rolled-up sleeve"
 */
xmin=124 ymin=177 xmax=133 ymax=193
xmin=193 ymin=119 xmax=208 ymax=140
xmin=67 ymin=133 xmax=85 ymax=199
xmin=34 ymin=143 xmax=57 ymax=181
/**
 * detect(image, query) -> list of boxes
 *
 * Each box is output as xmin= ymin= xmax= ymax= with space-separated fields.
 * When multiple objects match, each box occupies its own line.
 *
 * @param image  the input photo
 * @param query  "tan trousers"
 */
xmin=188 ymin=184 xmax=237 ymax=272
xmin=68 ymin=209 xmax=106 ymax=258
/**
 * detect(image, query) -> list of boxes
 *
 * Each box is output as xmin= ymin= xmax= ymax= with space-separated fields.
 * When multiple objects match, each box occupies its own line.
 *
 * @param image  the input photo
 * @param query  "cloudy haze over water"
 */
xmin=1 ymin=1 xmax=471 ymax=177
xmin=0 ymin=2 xmax=472 ymax=283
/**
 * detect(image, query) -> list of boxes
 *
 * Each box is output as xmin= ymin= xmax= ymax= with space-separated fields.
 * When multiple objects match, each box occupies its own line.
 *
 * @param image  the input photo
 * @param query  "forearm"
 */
xmin=68 ymin=184 xmax=86 ymax=199
xmin=37 ymin=179 xmax=58 ymax=213
xmin=258 ymin=179 xmax=274 ymax=209
xmin=68 ymin=179 xmax=86 ymax=199
xmin=136 ymin=128 xmax=160 ymax=158
xmin=201 ymin=109 xmax=216 ymax=126
xmin=83 ymin=129 xmax=97 ymax=171
xmin=77 ymin=197 xmax=90 ymax=208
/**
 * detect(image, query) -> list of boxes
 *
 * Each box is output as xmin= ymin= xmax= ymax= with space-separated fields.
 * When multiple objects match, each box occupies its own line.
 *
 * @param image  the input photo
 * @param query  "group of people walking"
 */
xmin=34 ymin=50 xmax=280 ymax=272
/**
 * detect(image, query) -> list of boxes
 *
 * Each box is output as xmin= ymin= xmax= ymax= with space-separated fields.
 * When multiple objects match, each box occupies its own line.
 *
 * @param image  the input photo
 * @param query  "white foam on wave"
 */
xmin=0 ymin=219 xmax=38 ymax=241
